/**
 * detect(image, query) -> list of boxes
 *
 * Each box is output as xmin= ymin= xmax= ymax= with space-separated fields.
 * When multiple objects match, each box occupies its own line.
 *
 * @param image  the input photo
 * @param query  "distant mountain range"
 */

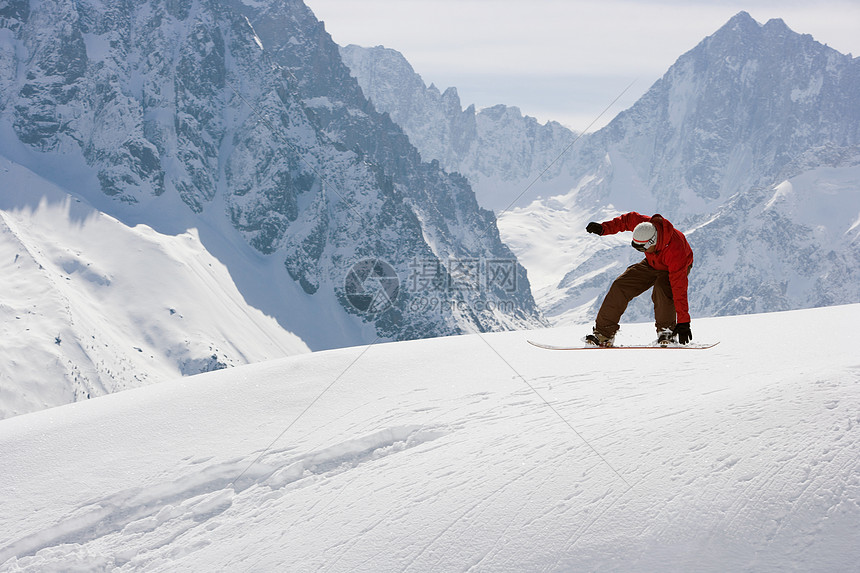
xmin=340 ymin=43 xmax=581 ymax=212
xmin=342 ymin=11 xmax=860 ymax=326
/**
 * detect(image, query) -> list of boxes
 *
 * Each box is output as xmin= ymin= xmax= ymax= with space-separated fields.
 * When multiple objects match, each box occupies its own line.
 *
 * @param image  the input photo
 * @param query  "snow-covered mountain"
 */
xmin=526 ymin=12 xmax=860 ymax=324
xmin=0 ymin=157 xmax=310 ymax=419
xmin=343 ymin=12 xmax=860 ymax=326
xmin=340 ymin=44 xmax=581 ymax=211
xmin=0 ymin=0 xmax=544 ymax=416
xmin=2 ymin=304 xmax=859 ymax=571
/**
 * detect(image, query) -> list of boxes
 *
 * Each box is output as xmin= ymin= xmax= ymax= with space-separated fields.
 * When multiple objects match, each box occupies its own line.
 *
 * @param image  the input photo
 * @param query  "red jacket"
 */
xmin=600 ymin=212 xmax=694 ymax=323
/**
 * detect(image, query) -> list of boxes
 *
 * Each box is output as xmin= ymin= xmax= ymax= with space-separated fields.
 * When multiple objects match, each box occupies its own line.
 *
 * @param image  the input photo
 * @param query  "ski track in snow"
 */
xmin=2 ymin=423 xmax=449 ymax=569
xmin=2 ymin=307 xmax=860 ymax=571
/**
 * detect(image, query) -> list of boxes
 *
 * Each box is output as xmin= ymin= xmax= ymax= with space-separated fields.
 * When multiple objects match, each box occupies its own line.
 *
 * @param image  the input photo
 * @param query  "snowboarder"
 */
xmin=584 ymin=212 xmax=694 ymax=347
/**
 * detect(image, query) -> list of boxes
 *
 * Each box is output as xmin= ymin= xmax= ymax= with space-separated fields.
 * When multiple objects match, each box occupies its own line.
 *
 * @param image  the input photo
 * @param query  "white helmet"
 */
xmin=631 ymin=222 xmax=658 ymax=251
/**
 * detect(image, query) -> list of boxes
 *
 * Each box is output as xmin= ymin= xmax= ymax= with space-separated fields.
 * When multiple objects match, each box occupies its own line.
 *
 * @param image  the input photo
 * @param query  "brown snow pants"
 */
xmin=595 ymin=259 xmax=680 ymax=338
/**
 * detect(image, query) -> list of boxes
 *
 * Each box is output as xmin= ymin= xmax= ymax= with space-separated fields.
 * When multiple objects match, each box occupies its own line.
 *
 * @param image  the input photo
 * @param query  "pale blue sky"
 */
xmin=303 ymin=0 xmax=860 ymax=131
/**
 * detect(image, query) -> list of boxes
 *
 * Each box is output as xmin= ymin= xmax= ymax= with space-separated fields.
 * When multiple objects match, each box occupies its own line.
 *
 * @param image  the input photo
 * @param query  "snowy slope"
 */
xmin=0 ymin=155 xmax=309 ymax=418
xmin=2 ymin=304 xmax=859 ymax=571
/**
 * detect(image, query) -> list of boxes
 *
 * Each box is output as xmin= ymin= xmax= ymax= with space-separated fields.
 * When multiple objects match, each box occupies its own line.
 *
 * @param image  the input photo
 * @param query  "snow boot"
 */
xmin=657 ymin=328 xmax=676 ymax=347
xmin=585 ymin=329 xmax=615 ymax=348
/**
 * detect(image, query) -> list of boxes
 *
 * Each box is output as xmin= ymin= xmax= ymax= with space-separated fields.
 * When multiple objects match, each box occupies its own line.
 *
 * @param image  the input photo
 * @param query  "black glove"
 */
xmin=586 ymin=222 xmax=603 ymax=235
xmin=673 ymin=322 xmax=692 ymax=345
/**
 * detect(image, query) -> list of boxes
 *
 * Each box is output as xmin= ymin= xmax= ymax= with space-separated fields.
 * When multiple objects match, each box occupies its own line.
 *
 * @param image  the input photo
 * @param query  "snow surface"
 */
xmin=2 ymin=304 xmax=859 ymax=571
xmin=761 ymin=165 xmax=860 ymax=245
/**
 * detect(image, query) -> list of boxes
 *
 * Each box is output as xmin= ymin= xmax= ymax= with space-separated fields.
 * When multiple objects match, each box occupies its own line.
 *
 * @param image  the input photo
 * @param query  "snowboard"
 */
xmin=527 ymin=340 xmax=720 ymax=351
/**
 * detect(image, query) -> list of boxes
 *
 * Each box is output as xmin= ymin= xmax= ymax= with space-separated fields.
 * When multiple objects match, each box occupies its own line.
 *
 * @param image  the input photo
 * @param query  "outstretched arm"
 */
xmin=598 ymin=212 xmax=650 ymax=236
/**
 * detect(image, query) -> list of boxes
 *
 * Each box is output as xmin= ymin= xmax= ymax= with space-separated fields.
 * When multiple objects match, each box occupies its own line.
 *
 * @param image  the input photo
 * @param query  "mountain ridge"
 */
xmin=341 ymin=11 xmax=860 ymax=325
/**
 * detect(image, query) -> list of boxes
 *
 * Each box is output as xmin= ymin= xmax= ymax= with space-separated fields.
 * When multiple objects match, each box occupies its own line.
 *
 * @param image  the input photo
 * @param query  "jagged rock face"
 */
xmin=229 ymin=0 xmax=544 ymax=334
xmin=0 ymin=0 xmax=544 ymax=343
xmin=339 ymin=45 xmax=477 ymax=173
xmin=342 ymin=12 xmax=860 ymax=325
